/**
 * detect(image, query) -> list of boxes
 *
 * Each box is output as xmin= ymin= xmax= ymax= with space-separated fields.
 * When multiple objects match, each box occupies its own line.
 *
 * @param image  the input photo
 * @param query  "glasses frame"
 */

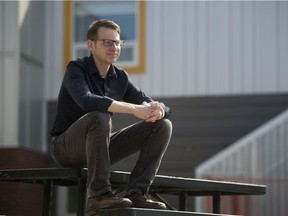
xmin=92 ymin=38 xmax=124 ymax=48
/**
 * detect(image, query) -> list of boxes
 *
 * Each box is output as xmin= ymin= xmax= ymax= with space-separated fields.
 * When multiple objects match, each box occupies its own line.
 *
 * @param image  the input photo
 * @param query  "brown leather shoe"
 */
xmin=86 ymin=192 xmax=132 ymax=216
xmin=126 ymin=190 xmax=167 ymax=209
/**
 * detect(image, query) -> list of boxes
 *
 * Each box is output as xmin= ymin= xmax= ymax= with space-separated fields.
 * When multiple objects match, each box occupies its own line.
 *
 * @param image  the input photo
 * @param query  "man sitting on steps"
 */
xmin=49 ymin=19 xmax=172 ymax=216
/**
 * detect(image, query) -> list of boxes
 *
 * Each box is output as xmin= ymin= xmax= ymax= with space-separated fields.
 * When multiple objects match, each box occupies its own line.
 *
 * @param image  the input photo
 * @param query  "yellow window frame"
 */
xmin=63 ymin=0 xmax=146 ymax=74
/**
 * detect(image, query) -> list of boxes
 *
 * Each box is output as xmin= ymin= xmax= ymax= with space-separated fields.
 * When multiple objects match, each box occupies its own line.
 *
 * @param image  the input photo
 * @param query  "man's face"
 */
xmin=88 ymin=27 xmax=121 ymax=65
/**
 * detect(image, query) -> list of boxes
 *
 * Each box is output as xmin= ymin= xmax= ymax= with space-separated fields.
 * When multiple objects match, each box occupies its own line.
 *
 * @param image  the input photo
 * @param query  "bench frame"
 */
xmin=0 ymin=168 xmax=266 ymax=216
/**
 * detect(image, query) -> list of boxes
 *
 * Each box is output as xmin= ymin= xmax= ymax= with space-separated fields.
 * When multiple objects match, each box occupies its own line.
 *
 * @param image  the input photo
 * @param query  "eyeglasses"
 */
xmin=94 ymin=39 xmax=124 ymax=48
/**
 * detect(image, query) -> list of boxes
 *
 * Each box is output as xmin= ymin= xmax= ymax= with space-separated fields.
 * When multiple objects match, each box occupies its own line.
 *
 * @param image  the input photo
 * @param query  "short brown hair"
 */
xmin=87 ymin=19 xmax=121 ymax=40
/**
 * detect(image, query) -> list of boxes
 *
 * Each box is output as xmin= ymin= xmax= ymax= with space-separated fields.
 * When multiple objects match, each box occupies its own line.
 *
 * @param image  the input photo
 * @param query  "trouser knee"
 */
xmin=85 ymin=111 xmax=112 ymax=133
xmin=156 ymin=118 xmax=173 ymax=137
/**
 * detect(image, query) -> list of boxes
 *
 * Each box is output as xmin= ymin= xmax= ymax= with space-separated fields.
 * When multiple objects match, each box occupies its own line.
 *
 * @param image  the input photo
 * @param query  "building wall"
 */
xmin=0 ymin=148 xmax=48 ymax=216
xmin=0 ymin=1 xmax=48 ymax=151
xmin=0 ymin=1 xmax=288 ymax=215
xmin=0 ymin=3 xmax=49 ymax=214
xmin=0 ymin=0 xmax=287 ymax=155
xmin=0 ymin=1 xmax=20 ymax=147
xmin=129 ymin=1 xmax=288 ymax=97
xmin=18 ymin=1 xmax=46 ymax=151
xmin=44 ymin=1 xmax=288 ymax=100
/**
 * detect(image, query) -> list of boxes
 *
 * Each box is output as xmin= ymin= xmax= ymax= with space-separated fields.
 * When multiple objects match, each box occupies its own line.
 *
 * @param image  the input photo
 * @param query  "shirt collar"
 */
xmin=87 ymin=55 xmax=116 ymax=78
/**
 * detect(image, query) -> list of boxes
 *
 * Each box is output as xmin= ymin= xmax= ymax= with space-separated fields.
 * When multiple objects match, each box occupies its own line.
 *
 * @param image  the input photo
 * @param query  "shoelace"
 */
xmin=135 ymin=191 xmax=153 ymax=200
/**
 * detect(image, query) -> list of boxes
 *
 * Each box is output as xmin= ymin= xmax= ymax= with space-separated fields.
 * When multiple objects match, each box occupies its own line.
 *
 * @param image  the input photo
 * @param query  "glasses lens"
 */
xmin=101 ymin=39 xmax=123 ymax=47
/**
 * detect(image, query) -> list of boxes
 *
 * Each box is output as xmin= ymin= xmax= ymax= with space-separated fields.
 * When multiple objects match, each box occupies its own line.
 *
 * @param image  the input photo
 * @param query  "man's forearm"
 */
xmin=107 ymin=100 xmax=136 ymax=115
xmin=107 ymin=100 xmax=162 ymax=121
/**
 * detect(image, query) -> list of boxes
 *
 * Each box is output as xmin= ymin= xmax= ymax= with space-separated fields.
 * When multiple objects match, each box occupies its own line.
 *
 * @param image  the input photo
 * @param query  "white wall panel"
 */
xmin=134 ymin=2 xmax=186 ymax=97
xmin=44 ymin=1 xmax=64 ymax=99
xmin=256 ymin=2 xmax=278 ymax=92
xmin=195 ymin=1 xmax=210 ymax=95
xmin=149 ymin=1 xmax=164 ymax=96
xmin=18 ymin=1 xmax=45 ymax=151
xmin=0 ymin=2 xmax=4 ymax=146
xmin=135 ymin=1 xmax=163 ymax=96
xmin=0 ymin=1 xmax=19 ymax=147
xmin=278 ymin=2 xmax=288 ymax=92
xmin=242 ymin=2 xmax=256 ymax=93
xmin=0 ymin=2 xmax=4 ymax=51
xmin=163 ymin=2 xmax=185 ymax=96
xmin=183 ymin=1 xmax=197 ymax=94
xmin=208 ymin=1 xmax=231 ymax=94
xmin=229 ymin=1 xmax=243 ymax=93
xmin=130 ymin=1 xmax=288 ymax=97
xmin=2 ymin=56 xmax=20 ymax=147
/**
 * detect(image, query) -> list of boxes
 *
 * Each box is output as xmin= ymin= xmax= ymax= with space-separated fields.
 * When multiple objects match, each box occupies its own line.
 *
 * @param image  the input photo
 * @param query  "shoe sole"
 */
xmin=86 ymin=201 xmax=132 ymax=216
xmin=130 ymin=202 xmax=167 ymax=209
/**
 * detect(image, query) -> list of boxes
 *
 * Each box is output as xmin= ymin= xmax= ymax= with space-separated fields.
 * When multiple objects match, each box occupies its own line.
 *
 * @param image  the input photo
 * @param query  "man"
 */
xmin=50 ymin=19 xmax=172 ymax=216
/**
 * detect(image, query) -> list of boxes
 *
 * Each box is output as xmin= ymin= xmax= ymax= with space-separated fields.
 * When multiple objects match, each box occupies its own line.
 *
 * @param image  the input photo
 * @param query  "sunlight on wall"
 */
xmin=18 ymin=1 xmax=30 ymax=27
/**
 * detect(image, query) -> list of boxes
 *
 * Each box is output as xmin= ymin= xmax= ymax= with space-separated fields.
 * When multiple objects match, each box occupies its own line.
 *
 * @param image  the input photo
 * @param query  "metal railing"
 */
xmin=195 ymin=109 xmax=288 ymax=216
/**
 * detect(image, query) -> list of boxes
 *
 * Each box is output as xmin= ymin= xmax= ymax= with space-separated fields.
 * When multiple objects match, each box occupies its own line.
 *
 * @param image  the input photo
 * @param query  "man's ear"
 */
xmin=87 ymin=40 xmax=94 ymax=50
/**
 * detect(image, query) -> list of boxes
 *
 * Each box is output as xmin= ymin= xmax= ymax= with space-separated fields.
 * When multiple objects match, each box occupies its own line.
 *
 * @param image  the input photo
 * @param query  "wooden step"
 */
xmin=99 ymin=208 xmax=240 ymax=216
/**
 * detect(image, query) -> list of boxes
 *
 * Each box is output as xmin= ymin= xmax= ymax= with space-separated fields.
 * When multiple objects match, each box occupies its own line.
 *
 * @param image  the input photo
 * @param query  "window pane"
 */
xmin=74 ymin=1 xmax=136 ymax=42
xmin=72 ymin=0 xmax=140 ymax=67
xmin=119 ymin=47 xmax=134 ymax=61
xmin=76 ymin=48 xmax=89 ymax=59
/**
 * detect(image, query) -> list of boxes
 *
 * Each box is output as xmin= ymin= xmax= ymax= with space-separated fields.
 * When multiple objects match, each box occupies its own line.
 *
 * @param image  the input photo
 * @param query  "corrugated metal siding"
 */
xmin=0 ymin=1 xmax=4 ymax=146
xmin=130 ymin=1 xmax=288 ymax=97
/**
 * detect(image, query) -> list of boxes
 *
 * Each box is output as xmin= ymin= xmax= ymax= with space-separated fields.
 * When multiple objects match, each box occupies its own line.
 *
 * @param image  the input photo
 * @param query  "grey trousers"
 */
xmin=50 ymin=111 xmax=172 ymax=197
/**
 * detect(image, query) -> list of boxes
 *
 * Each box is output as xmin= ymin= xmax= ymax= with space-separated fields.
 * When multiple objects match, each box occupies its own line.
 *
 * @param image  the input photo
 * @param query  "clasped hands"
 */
xmin=135 ymin=101 xmax=165 ymax=122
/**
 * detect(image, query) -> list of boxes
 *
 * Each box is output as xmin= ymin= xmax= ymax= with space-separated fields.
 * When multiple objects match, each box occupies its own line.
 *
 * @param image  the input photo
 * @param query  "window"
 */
xmin=64 ymin=0 xmax=146 ymax=73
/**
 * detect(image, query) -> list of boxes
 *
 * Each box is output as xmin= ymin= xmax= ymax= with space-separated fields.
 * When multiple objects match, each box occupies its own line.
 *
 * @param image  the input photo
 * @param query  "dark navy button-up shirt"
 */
xmin=50 ymin=56 xmax=171 ymax=136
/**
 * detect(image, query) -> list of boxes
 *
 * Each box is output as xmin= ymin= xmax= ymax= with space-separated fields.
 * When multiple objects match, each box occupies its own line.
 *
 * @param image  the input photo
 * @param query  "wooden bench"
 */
xmin=0 ymin=168 xmax=266 ymax=216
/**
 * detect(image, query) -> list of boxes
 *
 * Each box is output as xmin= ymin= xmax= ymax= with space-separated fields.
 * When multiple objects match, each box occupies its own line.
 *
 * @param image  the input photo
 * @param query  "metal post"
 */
xmin=77 ymin=178 xmax=87 ymax=216
xmin=179 ymin=192 xmax=187 ymax=211
xmin=42 ymin=179 xmax=52 ymax=216
xmin=212 ymin=192 xmax=221 ymax=214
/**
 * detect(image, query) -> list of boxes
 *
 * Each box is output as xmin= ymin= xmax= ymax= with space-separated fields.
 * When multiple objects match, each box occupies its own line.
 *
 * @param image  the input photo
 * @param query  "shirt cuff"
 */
xmin=99 ymin=96 xmax=114 ymax=112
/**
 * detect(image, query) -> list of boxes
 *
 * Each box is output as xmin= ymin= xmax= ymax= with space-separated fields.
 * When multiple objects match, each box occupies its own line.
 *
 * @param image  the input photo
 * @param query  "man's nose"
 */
xmin=110 ymin=42 xmax=118 ymax=49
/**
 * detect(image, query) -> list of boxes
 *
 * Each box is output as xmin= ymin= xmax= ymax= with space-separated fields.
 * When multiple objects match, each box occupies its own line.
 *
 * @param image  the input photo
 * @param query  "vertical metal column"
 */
xmin=42 ymin=179 xmax=52 ymax=216
xmin=179 ymin=192 xmax=187 ymax=211
xmin=212 ymin=192 xmax=221 ymax=214
xmin=77 ymin=178 xmax=87 ymax=216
